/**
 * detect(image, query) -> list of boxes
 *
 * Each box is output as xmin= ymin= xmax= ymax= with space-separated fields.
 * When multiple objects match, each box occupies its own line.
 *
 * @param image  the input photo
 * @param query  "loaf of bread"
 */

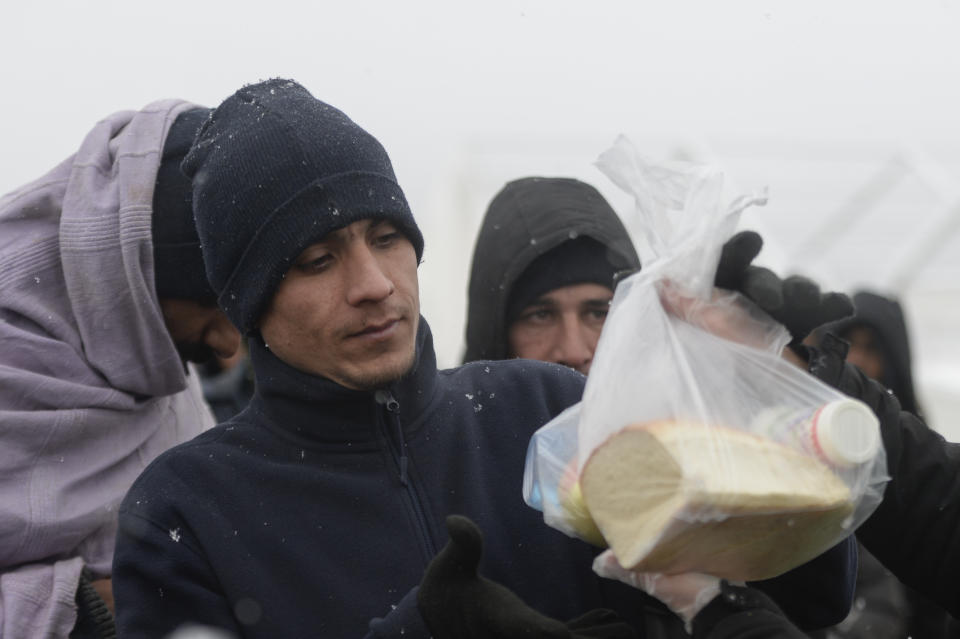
xmin=556 ymin=458 xmax=606 ymax=547
xmin=579 ymin=420 xmax=853 ymax=581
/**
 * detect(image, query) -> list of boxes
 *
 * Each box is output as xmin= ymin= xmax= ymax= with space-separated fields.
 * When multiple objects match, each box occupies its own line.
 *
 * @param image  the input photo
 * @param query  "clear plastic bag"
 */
xmin=523 ymin=136 xmax=889 ymax=581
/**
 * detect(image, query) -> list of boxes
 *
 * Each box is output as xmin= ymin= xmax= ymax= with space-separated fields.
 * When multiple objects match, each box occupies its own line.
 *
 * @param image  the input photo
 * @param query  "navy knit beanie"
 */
xmin=152 ymin=107 xmax=217 ymax=303
xmin=504 ymin=236 xmax=621 ymax=326
xmin=181 ymin=78 xmax=424 ymax=335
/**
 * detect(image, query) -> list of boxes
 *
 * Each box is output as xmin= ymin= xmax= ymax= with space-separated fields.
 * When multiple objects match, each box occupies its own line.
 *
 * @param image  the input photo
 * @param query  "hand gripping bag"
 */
xmin=523 ymin=137 xmax=888 ymax=581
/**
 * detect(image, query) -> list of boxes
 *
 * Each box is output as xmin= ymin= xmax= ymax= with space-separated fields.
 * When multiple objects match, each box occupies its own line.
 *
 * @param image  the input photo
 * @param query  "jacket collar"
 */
xmin=245 ymin=317 xmax=439 ymax=446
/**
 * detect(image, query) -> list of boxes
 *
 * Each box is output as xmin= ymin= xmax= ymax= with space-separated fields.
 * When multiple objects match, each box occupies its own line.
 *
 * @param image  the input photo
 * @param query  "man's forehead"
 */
xmin=302 ymin=217 xmax=393 ymax=246
xmin=530 ymin=283 xmax=614 ymax=307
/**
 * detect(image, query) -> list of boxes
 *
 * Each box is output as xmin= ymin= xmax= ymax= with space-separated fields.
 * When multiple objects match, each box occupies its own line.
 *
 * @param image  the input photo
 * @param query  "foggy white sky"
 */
xmin=5 ymin=0 xmax=960 ymax=195
xmin=5 ymin=1 xmax=960 ymax=434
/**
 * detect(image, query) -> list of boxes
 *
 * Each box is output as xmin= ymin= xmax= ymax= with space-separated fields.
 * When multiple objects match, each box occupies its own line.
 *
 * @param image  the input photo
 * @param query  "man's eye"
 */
xmin=296 ymin=255 xmax=332 ymax=273
xmin=582 ymin=306 xmax=610 ymax=327
xmin=521 ymin=309 xmax=553 ymax=323
xmin=373 ymin=232 xmax=401 ymax=248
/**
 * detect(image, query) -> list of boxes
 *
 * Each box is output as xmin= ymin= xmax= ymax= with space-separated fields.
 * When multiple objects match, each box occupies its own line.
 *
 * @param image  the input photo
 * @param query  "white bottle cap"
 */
xmin=812 ymin=399 xmax=880 ymax=467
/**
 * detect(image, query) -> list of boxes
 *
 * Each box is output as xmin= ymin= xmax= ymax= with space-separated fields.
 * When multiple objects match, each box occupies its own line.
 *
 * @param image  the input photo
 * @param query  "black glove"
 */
xmin=418 ymin=515 xmax=636 ymax=639
xmin=714 ymin=231 xmax=854 ymax=344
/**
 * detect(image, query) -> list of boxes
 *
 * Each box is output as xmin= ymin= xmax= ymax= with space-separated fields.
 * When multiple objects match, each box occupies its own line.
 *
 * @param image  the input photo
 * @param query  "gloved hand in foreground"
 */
xmin=714 ymin=231 xmax=854 ymax=344
xmin=593 ymin=550 xmax=809 ymax=638
xmin=418 ymin=515 xmax=636 ymax=639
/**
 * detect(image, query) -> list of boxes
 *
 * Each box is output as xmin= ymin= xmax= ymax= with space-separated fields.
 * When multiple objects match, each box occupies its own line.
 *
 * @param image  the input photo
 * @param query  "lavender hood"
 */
xmin=0 ymin=100 xmax=214 ymax=636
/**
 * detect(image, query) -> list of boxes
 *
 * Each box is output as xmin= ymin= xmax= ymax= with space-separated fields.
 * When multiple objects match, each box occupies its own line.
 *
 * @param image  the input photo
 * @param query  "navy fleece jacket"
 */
xmin=113 ymin=321 xmax=854 ymax=638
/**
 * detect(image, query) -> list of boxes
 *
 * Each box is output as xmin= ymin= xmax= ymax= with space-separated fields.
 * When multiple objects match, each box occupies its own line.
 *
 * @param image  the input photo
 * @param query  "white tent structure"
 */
xmin=4 ymin=1 xmax=960 ymax=437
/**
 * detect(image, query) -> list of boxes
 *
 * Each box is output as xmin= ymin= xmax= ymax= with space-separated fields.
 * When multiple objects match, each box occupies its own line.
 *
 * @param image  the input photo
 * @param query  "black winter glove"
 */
xmin=714 ymin=231 xmax=854 ymax=344
xmin=418 ymin=515 xmax=637 ymax=639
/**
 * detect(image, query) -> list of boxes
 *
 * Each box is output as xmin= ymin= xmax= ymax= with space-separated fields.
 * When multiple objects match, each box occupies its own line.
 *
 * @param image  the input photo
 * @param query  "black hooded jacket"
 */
xmin=824 ymin=291 xmax=920 ymax=415
xmin=463 ymin=177 xmax=641 ymax=363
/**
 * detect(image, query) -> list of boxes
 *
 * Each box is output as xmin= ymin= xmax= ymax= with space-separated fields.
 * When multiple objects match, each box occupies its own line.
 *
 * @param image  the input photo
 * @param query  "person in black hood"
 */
xmin=464 ymin=177 xmax=640 ymax=373
xmin=819 ymin=291 xmax=920 ymax=416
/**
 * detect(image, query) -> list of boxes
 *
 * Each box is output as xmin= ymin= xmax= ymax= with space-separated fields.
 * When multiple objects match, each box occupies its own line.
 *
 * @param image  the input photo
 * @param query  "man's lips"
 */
xmin=348 ymin=318 xmax=402 ymax=339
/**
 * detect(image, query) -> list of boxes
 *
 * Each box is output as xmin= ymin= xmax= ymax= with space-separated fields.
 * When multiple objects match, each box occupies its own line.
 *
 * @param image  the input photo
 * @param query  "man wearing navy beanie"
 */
xmin=112 ymin=79 xmax=857 ymax=639
xmin=114 ymin=78 xmax=634 ymax=639
xmin=182 ymin=79 xmax=424 ymax=336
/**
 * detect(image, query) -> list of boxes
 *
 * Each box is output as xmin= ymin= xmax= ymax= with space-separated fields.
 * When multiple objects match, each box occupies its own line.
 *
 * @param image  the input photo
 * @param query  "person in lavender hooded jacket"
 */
xmin=0 ymin=101 xmax=240 ymax=638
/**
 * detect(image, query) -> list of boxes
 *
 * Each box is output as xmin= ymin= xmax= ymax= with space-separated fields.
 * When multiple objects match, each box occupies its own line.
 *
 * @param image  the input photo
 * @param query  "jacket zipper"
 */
xmin=374 ymin=390 xmax=436 ymax=559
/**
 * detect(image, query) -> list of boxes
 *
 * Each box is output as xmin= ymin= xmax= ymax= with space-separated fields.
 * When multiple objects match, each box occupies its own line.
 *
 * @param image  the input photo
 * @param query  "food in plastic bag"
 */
xmin=522 ymin=137 xmax=889 ymax=581
xmin=579 ymin=419 xmax=852 ymax=581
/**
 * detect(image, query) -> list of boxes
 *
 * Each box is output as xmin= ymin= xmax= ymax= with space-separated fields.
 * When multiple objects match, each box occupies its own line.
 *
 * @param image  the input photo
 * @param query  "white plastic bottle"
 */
xmin=751 ymin=398 xmax=881 ymax=468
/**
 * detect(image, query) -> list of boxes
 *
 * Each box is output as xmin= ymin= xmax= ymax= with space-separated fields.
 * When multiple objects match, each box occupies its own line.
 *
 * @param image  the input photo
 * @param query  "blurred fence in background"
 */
xmin=414 ymin=135 xmax=960 ymax=441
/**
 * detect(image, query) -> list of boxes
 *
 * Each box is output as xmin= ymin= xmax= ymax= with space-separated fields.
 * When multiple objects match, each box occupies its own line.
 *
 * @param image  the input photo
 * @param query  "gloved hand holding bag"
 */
xmin=523 ymin=137 xmax=888 ymax=583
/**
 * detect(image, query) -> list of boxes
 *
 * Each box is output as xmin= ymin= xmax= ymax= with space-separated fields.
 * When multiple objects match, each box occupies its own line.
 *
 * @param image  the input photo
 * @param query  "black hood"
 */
xmin=823 ymin=291 xmax=920 ymax=414
xmin=463 ymin=177 xmax=640 ymax=363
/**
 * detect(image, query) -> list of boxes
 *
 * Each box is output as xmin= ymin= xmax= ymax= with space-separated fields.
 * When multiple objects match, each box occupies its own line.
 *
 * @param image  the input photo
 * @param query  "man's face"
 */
xmin=507 ymin=283 xmax=613 ymax=375
xmin=843 ymin=325 xmax=886 ymax=380
xmin=259 ymin=219 xmax=420 ymax=390
xmin=159 ymin=299 xmax=242 ymax=365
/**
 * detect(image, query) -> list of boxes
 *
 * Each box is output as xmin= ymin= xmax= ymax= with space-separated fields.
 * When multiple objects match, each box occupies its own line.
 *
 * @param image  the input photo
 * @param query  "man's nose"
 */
xmin=552 ymin=317 xmax=594 ymax=374
xmin=344 ymin=245 xmax=395 ymax=306
xmin=205 ymin=314 xmax=242 ymax=359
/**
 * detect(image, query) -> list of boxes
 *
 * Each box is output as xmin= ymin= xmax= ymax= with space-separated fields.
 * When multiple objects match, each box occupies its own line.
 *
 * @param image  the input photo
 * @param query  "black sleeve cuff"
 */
xmin=692 ymin=581 xmax=807 ymax=639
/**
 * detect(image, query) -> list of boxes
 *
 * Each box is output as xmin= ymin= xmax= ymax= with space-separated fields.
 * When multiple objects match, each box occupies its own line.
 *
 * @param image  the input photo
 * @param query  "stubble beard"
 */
xmin=340 ymin=299 xmax=421 ymax=391
xmin=345 ymin=342 xmax=418 ymax=391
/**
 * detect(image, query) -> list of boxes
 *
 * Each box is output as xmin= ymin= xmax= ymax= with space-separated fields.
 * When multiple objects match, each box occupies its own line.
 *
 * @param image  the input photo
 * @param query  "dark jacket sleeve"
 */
xmin=807 ymin=334 xmax=960 ymax=618
xmin=810 ymin=543 xmax=910 ymax=639
xmin=746 ymin=535 xmax=856 ymax=630
xmin=112 ymin=511 xmax=242 ymax=639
